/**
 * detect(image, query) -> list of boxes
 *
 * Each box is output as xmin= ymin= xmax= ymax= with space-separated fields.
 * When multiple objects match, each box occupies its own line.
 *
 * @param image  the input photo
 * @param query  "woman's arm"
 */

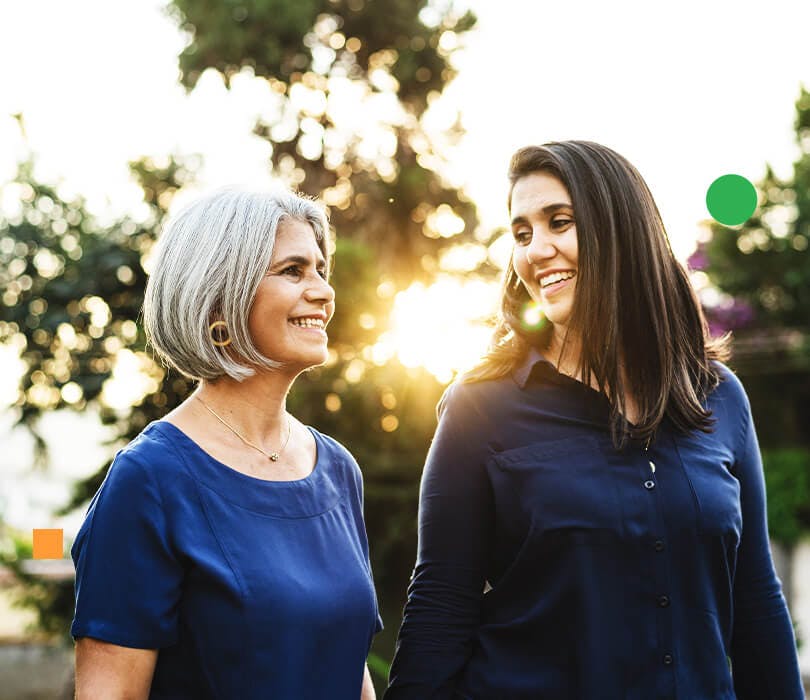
xmin=361 ymin=663 xmax=376 ymax=700
xmin=75 ymin=638 xmax=157 ymax=700
xmin=729 ymin=396 xmax=804 ymax=699
xmin=385 ymin=385 xmax=494 ymax=698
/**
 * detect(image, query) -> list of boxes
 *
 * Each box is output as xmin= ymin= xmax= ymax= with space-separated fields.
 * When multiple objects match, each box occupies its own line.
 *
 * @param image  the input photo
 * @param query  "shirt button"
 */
xmin=644 ymin=480 xmax=655 ymax=490
xmin=654 ymin=540 xmax=665 ymax=552
xmin=662 ymin=653 xmax=674 ymax=665
xmin=657 ymin=595 xmax=671 ymax=608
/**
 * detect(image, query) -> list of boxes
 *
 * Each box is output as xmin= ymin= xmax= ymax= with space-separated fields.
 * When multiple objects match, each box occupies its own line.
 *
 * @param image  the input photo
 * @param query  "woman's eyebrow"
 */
xmin=270 ymin=254 xmax=326 ymax=269
xmin=510 ymin=202 xmax=572 ymax=227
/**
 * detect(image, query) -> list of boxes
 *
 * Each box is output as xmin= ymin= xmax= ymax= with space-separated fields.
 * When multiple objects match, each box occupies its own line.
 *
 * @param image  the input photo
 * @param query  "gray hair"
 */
xmin=143 ymin=186 xmax=330 ymax=381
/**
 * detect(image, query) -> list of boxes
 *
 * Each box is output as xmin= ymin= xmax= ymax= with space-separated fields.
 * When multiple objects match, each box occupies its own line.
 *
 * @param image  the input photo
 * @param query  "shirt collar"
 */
xmin=513 ymin=347 xmax=556 ymax=389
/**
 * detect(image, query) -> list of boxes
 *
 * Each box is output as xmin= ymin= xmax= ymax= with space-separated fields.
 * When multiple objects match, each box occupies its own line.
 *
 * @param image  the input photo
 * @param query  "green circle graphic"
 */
xmin=706 ymin=174 xmax=757 ymax=226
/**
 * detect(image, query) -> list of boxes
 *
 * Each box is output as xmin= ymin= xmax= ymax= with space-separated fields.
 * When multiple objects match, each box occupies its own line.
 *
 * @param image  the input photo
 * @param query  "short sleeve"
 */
xmin=71 ymin=449 xmax=183 ymax=649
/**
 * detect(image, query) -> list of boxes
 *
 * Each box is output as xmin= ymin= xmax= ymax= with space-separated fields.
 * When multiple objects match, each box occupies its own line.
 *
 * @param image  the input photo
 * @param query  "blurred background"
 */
xmin=1 ymin=0 xmax=809 ymax=696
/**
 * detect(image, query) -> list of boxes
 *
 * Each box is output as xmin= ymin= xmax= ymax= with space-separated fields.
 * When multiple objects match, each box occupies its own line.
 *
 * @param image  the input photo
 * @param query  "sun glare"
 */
xmin=373 ymin=275 xmax=499 ymax=383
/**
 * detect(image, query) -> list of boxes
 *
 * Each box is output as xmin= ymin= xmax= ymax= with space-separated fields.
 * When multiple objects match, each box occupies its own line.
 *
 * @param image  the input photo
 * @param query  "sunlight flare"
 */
xmin=379 ymin=276 xmax=498 ymax=383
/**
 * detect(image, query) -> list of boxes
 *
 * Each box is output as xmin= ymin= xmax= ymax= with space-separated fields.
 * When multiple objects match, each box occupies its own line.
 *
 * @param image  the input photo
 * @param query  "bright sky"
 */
xmin=2 ymin=0 xmax=810 ymax=532
xmin=2 ymin=0 xmax=810 ymax=254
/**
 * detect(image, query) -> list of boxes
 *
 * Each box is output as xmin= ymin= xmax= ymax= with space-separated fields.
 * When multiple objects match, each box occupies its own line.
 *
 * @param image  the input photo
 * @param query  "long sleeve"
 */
xmin=385 ymin=384 xmax=494 ymax=699
xmin=730 ymin=397 xmax=804 ymax=699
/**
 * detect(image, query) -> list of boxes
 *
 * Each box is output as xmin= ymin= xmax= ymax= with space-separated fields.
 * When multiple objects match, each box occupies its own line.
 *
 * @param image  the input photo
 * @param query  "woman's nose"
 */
xmin=526 ymin=230 xmax=557 ymax=265
xmin=306 ymin=275 xmax=335 ymax=303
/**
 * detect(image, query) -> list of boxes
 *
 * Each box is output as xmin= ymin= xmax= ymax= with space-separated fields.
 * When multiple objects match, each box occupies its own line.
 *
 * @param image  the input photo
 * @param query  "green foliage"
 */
xmin=171 ymin=0 xmax=321 ymax=89
xmin=367 ymin=651 xmax=392 ymax=685
xmin=171 ymin=0 xmax=479 ymax=285
xmin=0 ymin=155 xmax=197 ymax=466
xmin=762 ymin=448 xmax=810 ymax=547
xmin=170 ymin=0 xmax=476 ymax=113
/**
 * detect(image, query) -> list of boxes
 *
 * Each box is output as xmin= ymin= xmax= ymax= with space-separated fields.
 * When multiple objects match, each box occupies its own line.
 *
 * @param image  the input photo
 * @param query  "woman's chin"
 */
xmin=294 ymin=349 xmax=330 ymax=372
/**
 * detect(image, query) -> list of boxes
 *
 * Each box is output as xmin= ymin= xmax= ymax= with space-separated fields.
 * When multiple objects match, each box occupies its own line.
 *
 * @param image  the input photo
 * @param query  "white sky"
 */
xmin=1 ymin=0 xmax=810 ymax=532
xmin=448 ymin=0 xmax=810 ymax=257
xmin=1 ymin=0 xmax=809 ymax=255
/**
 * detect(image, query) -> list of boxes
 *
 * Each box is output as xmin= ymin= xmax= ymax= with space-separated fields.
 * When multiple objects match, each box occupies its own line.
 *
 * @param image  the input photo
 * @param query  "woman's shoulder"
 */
xmin=437 ymin=374 xmax=513 ymax=422
xmin=306 ymin=426 xmax=363 ymax=481
xmin=305 ymin=426 xmax=356 ymax=463
xmin=708 ymin=361 xmax=750 ymax=410
xmin=700 ymin=362 xmax=754 ymax=449
xmin=78 ymin=423 xmax=191 ymax=523
xmin=305 ymin=426 xmax=366 ymax=500
xmin=105 ymin=421 xmax=192 ymax=489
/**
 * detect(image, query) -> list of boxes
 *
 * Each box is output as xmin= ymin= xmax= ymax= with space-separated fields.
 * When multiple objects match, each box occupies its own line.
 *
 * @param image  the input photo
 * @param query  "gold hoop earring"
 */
xmin=209 ymin=321 xmax=232 ymax=347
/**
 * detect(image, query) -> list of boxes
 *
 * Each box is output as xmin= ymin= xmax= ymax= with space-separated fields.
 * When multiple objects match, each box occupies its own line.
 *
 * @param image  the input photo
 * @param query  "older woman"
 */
xmin=71 ymin=187 xmax=381 ymax=699
xmin=385 ymin=142 xmax=803 ymax=699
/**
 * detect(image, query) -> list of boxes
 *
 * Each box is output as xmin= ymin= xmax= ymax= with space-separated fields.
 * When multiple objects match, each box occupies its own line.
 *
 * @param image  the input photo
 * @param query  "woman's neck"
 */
xmin=546 ymin=326 xmax=582 ymax=381
xmin=195 ymin=370 xmax=294 ymax=440
xmin=546 ymin=328 xmax=641 ymax=424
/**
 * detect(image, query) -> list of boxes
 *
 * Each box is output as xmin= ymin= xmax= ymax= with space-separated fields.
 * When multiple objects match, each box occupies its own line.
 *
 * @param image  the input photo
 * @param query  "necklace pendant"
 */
xmin=269 ymin=452 xmax=280 ymax=462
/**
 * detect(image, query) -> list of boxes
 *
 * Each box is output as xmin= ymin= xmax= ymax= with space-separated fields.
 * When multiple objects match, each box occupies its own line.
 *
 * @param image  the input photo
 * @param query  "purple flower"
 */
xmin=688 ymin=247 xmax=709 ymax=272
xmin=704 ymin=297 xmax=755 ymax=334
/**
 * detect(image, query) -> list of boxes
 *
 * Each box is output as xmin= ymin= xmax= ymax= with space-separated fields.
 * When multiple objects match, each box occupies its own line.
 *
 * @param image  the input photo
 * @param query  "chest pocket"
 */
xmin=489 ymin=434 xmax=621 ymax=535
xmin=674 ymin=435 xmax=742 ymax=540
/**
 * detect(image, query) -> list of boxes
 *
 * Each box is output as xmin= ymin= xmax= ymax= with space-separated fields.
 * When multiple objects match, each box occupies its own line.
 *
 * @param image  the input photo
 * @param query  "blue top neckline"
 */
xmin=143 ymin=420 xmax=344 ymax=519
xmin=153 ymin=419 xmax=322 ymax=485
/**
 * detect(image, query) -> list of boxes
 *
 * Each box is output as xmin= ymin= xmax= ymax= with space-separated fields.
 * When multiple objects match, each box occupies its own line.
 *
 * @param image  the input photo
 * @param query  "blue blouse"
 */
xmin=71 ymin=420 xmax=382 ymax=699
xmin=386 ymin=352 xmax=803 ymax=699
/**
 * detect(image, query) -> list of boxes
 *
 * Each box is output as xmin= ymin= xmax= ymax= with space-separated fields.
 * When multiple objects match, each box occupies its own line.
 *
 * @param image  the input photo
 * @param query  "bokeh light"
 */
xmin=519 ymin=300 xmax=546 ymax=333
xmin=100 ymin=349 xmax=164 ymax=411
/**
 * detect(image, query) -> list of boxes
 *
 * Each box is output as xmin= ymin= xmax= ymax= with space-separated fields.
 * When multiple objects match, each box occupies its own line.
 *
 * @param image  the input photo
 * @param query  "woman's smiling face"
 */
xmin=510 ymin=171 xmax=578 ymax=333
xmin=248 ymin=218 xmax=335 ymax=371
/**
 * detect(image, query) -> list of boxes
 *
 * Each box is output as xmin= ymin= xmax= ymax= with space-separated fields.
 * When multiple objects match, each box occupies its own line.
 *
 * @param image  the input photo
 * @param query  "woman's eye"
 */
xmin=514 ymin=230 xmax=532 ymax=245
xmin=282 ymin=266 xmax=301 ymax=277
xmin=551 ymin=218 xmax=573 ymax=230
xmin=317 ymin=268 xmax=328 ymax=280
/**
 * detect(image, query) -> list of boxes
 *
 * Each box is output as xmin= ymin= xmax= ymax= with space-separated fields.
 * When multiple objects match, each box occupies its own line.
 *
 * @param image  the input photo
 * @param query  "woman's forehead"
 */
xmin=272 ymin=220 xmax=325 ymax=262
xmin=511 ymin=173 xmax=572 ymax=216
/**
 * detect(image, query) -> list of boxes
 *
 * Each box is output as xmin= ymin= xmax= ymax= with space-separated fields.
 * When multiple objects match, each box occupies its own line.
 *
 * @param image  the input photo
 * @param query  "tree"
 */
xmin=693 ymin=85 xmax=810 ymax=544
xmin=0 ymin=151 xmax=199 ymax=492
xmin=170 ymin=0 xmax=478 ymax=283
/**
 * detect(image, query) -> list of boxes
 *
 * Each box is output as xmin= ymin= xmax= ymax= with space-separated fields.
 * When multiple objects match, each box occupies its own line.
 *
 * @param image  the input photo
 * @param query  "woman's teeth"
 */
xmin=289 ymin=318 xmax=324 ymax=329
xmin=541 ymin=271 xmax=575 ymax=288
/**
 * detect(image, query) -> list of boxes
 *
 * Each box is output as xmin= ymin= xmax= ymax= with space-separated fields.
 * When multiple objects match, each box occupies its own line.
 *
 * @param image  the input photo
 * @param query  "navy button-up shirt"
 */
xmin=386 ymin=352 xmax=803 ymax=699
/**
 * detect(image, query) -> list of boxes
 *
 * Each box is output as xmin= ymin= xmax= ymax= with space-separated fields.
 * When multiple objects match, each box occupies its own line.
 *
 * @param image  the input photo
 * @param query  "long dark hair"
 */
xmin=464 ymin=141 xmax=729 ymax=446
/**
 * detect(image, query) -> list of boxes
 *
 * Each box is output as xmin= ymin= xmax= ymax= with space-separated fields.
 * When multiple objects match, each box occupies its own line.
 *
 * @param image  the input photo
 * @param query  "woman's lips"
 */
xmin=540 ymin=274 xmax=574 ymax=298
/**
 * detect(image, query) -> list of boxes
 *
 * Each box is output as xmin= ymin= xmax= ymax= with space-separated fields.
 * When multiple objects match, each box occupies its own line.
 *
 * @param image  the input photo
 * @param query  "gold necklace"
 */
xmin=195 ymin=395 xmax=291 ymax=462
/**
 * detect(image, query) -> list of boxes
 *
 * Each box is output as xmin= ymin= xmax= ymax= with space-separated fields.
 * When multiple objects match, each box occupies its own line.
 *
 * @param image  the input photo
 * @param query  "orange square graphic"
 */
xmin=33 ymin=529 xmax=63 ymax=559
